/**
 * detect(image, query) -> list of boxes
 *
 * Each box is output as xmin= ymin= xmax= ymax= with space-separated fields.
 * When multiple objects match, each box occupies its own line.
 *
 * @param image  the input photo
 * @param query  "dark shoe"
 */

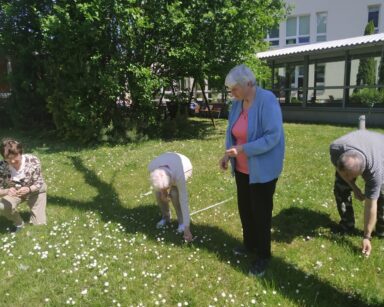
xmin=232 ymin=246 xmax=254 ymax=256
xmin=249 ymin=258 xmax=269 ymax=277
xmin=331 ymin=222 xmax=355 ymax=235
xmin=10 ymin=225 xmax=23 ymax=233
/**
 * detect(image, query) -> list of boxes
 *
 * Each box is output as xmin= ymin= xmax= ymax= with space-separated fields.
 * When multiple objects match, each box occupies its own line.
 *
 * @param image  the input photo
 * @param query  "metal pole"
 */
xmin=358 ymin=115 xmax=366 ymax=129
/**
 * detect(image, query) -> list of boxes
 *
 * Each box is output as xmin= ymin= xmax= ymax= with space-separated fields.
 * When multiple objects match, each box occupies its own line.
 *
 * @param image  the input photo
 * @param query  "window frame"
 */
xmin=266 ymin=26 xmax=280 ymax=47
xmin=368 ymin=5 xmax=380 ymax=33
xmin=316 ymin=12 xmax=327 ymax=42
xmin=285 ymin=15 xmax=310 ymax=46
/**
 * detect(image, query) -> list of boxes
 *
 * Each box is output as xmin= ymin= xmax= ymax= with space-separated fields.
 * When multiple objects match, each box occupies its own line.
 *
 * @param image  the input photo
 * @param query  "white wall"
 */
xmin=279 ymin=0 xmax=384 ymax=47
xmin=272 ymin=1 xmax=384 ymax=104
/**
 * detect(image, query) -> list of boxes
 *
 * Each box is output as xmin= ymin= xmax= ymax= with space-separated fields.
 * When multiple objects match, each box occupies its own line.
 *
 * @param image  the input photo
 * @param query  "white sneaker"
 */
xmin=156 ymin=219 xmax=168 ymax=229
xmin=177 ymin=224 xmax=185 ymax=233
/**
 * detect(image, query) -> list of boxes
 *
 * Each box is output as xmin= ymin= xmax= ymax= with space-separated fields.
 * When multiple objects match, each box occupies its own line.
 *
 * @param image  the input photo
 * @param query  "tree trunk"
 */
xmin=199 ymin=80 xmax=215 ymax=127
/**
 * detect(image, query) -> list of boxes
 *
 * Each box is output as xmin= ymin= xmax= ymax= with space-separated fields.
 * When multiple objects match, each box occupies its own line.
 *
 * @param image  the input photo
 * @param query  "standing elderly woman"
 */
xmin=219 ymin=64 xmax=285 ymax=277
xmin=0 ymin=139 xmax=47 ymax=232
xmin=148 ymin=152 xmax=193 ymax=242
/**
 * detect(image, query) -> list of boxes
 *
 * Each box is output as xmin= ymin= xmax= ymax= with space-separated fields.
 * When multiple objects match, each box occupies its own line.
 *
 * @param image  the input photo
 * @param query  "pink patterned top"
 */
xmin=0 ymin=154 xmax=45 ymax=190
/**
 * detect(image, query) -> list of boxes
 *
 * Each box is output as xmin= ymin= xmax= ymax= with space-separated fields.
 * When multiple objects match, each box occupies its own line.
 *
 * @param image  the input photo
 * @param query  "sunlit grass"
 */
xmin=0 ymin=119 xmax=383 ymax=306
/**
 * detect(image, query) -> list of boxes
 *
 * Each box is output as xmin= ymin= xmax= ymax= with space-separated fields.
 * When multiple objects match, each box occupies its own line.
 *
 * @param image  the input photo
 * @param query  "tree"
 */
xmin=378 ymin=51 xmax=384 ymax=92
xmin=0 ymin=0 xmax=286 ymax=142
xmin=0 ymin=1 xmax=54 ymax=129
xmin=355 ymin=21 xmax=376 ymax=91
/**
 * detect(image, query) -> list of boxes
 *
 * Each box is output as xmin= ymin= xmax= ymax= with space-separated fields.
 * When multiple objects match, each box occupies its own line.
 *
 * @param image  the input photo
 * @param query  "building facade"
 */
xmin=260 ymin=0 xmax=384 ymax=127
xmin=268 ymin=0 xmax=383 ymax=47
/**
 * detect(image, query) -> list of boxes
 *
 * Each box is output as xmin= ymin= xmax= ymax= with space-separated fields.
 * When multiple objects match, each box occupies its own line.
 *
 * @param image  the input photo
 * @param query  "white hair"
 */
xmin=149 ymin=168 xmax=171 ymax=191
xmin=225 ymin=64 xmax=256 ymax=88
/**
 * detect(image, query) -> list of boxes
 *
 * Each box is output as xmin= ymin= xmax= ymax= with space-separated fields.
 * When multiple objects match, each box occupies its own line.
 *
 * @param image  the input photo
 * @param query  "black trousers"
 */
xmin=235 ymin=171 xmax=277 ymax=259
xmin=334 ymin=171 xmax=384 ymax=234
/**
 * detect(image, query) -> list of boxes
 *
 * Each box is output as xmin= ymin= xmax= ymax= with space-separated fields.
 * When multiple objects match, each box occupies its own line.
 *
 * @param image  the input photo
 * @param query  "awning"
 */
xmin=257 ymin=33 xmax=384 ymax=64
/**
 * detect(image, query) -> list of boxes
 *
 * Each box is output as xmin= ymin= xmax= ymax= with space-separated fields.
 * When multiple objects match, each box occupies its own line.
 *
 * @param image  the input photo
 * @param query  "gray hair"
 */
xmin=225 ymin=64 xmax=256 ymax=88
xmin=149 ymin=168 xmax=171 ymax=191
xmin=336 ymin=150 xmax=365 ymax=173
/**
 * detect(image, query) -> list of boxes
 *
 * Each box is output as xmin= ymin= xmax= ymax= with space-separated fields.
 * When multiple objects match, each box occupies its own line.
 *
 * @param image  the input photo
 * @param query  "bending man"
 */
xmin=330 ymin=130 xmax=384 ymax=256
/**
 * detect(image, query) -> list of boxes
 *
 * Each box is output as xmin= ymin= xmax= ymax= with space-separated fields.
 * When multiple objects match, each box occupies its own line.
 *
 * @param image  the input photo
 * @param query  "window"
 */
xmin=266 ymin=27 xmax=280 ymax=47
xmin=315 ymin=64 xmax=325 ymax=94
xmin=286 ymin=15 xmax=310 ymax=45
xmin=368 ymin=6 xmax=380 ymax=33
xmin=316 ymin=12 xmax=327 ymax=42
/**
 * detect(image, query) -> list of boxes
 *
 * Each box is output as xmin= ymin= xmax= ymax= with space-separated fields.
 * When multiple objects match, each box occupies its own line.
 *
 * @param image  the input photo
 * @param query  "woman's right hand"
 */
xmin=362 ymin=238 xmax=372 ymax=257
xmin=7 ymin=187 xmax=18 ymax=197
xmin=219 ymin=155 xmax=229 ymax=171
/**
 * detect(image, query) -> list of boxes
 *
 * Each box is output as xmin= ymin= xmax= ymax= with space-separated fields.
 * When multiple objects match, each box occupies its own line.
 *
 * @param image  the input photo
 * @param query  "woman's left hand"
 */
xmin=225 ymin=145 xmax=243 ymax=157
xmin=16 ymin=187 xmax=30 ymax=197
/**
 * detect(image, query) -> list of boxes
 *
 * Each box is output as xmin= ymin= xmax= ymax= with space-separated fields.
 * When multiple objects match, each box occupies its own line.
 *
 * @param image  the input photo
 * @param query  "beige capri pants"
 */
xmin=0 ymin=183 xmax=47 ymax=226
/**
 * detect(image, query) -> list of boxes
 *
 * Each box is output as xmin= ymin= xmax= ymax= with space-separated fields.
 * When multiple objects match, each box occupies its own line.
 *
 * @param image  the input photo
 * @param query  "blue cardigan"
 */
xmin=225 ymin=87 xmax=285 ymax=183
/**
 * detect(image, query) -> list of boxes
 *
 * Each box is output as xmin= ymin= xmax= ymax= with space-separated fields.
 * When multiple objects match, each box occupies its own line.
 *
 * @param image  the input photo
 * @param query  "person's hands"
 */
xmin=362 ymin=238 xmax=372 ymax=257
xmin=7 ymin=187 xmax=18 ymax=197
xmin=225 ymin=145 xmax=243 ymax=158
xmin=17 ymin=187 xmax=30 ymax=197
xmin=183 ymin=227 xmax=193 ymax=242
xmin=219 ymin=155 xmax=229 ymax=170
xmin=353 ymin=188 xmax=365 ymax=201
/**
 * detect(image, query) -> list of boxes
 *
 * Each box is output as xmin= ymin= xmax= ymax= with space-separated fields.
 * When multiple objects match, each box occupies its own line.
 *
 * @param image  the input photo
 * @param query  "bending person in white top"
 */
xmin=148 ymin=152 xmax=193 ymax=242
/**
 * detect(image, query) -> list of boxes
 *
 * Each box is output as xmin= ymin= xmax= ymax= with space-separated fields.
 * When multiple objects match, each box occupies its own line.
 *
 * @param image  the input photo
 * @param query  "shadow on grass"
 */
xmin=273 ymin=207 xmax=364 ymax=256
xmin=272 ymin=207 xmax=333 ymax=243
xmin=42 ymin=156 xmax=378 ymax=306
xmin=0 ymin=216 xmax=12 ymax=233
xmin=0 ymin=118 xmax=219 ymax=155
xmin=0 ymin=209 xmax=40 ymax=234
xmin=266 ymin=256 xmax=380 ymax=306
xmin=160 ymin=117 xmax=219 ymax=142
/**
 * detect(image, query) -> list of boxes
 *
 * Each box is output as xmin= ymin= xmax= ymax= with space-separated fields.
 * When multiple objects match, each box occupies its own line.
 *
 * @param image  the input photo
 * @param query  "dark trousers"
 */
xmin=334 ymin=172 xmax=384 ymax=234
xmin=235 ymin=171 xmax=277 ymax=259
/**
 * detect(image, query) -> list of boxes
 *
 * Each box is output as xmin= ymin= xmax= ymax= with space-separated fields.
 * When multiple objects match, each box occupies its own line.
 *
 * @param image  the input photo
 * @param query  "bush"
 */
xmin=350 ymin=88 xmax=384 ymax=106
xmin=160 ymin=113 xmax=193 ymax=139
xmin=0 ymin=98 xmax=12 ymax=128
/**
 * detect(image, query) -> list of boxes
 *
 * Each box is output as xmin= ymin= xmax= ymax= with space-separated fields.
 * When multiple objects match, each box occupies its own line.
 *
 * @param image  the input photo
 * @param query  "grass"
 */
xmin=0 ymin=118 xmax=383 ymax=306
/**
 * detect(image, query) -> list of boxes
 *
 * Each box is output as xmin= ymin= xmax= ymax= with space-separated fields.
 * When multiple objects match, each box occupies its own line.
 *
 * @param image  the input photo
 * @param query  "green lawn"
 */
xmin=0 ymin=119 xmax=383 ymax=306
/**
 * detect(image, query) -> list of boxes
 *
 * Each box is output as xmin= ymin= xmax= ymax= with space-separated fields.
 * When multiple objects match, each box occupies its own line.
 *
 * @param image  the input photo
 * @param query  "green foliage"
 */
xmin=378 ymin=52 xmax=384 ymax=91
xmin=350 ymin=88 xmax=384 ymax=106
xmin=0 ymin=0 xmax=287 ymax=142
xmin=41 ymin=1 xmax=127 ymax=141
xmin=364 ymin=20 xmax=375 ymax=35
xmin=356 ymin=21 xmax=376 ymax=90
xmin=0 ymin=1 xmax=53 ymax=129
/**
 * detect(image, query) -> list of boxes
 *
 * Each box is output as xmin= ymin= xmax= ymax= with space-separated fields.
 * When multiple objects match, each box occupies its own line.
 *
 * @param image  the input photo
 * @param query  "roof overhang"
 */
xmin=257 ymin=33 xmax=384 ymax=65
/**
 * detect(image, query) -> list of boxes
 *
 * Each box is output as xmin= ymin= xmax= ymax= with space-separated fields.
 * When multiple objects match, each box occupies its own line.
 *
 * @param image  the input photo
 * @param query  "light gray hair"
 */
xmin=336 ymin=150 xmax=365 ymax=174
xmin=225 ymin=64 xmax=257 ymax=88
xmin=149 ymin=168 xmax=171 ymax=191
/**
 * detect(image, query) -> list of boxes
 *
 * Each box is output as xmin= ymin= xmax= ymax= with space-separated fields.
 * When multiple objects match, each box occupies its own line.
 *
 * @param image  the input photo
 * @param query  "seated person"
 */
xmin=148 ymin=152 xmax=193 ymax=242
xmin=0 ymin=139 xmax=47 ymax=232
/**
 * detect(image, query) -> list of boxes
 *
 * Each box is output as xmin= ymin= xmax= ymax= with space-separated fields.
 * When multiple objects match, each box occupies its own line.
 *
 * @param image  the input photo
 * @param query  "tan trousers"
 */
xmin=0 ymin=183 xmax=47 ymax=226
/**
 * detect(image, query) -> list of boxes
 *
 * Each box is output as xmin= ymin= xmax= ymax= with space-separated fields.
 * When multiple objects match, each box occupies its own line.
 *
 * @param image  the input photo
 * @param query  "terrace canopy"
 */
xmin=257 ymin=33 xmax=384 ymax=127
